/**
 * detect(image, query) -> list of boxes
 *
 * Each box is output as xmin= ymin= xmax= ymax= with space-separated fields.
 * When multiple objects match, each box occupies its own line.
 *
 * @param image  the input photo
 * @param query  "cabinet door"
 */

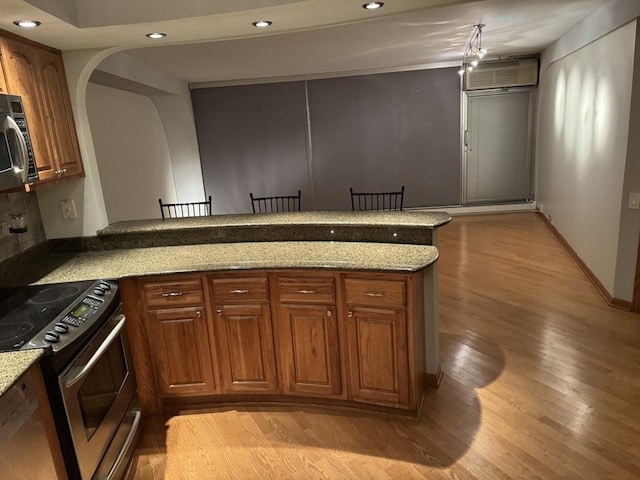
xmin=36 ymin=48 xmax=83 ymax=179
xmin=147 ymin=306 xmax=217 ymax=396
xmin=346 ymin=307 xmax=410 ymax=408
xmin=215 ymin=304 xmax=278 ymax=393
xmin=0 ymin=38 xmax=54 ymax=178
xmin=278 ymin=304 xmax=342 ymax=397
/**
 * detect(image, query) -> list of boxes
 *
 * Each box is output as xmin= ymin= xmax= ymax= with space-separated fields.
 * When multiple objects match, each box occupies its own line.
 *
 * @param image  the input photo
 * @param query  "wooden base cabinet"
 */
xmin=123 ymin=270 xmax=427 ymax=416
xmin=278 ymin=304 xmax=342 ymax=397
xmin=346 ymin=307 xmax=410 ymax=408
xmin=274 ymin=274 xmax=344 ymax=399
xmin=210 ymin=275 xmax=278 ymax=393
xmin=214 ymin=303 xmax=278 ymax=393
xmin=138 ymin=276 xmax=219 ymax=400
xmin=344 ymin=274 xmax=419 ymax=410
xmin=147 ymin=306 xmax=217 ymax=396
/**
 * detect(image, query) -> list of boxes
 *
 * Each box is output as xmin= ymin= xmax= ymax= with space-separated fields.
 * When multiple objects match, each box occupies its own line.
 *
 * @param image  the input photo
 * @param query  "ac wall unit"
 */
xmin=464 ymin=58 xmax=538 ymax=91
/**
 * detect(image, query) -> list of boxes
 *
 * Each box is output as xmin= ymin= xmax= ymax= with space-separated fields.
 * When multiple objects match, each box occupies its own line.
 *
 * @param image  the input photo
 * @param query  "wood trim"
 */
xmin=424 ymin=367 xmax=444 ymax=388
xmin=163 ymin=394 xmax=422 ymax=418
xmin=539 ymin=213 xmax=632 ymax=311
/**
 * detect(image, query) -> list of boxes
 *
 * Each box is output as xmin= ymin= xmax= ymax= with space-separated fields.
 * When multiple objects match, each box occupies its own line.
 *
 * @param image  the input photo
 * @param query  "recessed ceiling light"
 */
xmin=13 ymin=20 xmax=41 ymax=28
xmin=252 ymin=20 xmax=272 ymax=28
xmin=145 ymin=32 xmax=167 ymax=39
xmin=362 ymin=2 xmax=384 ymax=9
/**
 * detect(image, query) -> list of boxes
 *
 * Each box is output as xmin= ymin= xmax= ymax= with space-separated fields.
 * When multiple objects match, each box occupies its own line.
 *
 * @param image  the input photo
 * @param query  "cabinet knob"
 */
xmin=348 ymin=310 xmax=353 ymax=317
xmin=195 ymin=310 xmax=202 ymax=317
xmin=216 ymin=308 xmax=222 ymax=315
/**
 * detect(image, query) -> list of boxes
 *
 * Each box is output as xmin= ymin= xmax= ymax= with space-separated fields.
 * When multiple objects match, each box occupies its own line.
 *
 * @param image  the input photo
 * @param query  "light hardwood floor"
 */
xmin=126 ymin=212 xmax=640 ymax=479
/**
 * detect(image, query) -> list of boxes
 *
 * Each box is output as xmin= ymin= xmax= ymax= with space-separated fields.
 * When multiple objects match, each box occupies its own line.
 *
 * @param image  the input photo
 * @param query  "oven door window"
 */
xmin=77 ymin=337 xmax=128 ymax=440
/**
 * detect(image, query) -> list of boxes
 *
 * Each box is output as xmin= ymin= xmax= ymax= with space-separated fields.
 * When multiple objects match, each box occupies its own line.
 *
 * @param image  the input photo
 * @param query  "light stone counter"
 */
xmin=99 ymin=211 xmax=452 ymax=234
xmin=0 ymin=349 xmax=43 ymax=396
xmin=33 ymin=241 xmax=439 ymax=285
xmin=92 ymin=211 xmax=451 ymax=250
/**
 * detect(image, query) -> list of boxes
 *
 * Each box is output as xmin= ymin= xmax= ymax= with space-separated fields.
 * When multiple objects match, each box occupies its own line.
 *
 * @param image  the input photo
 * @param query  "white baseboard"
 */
xmin=408 ymin=202 xmax=537 ymax=216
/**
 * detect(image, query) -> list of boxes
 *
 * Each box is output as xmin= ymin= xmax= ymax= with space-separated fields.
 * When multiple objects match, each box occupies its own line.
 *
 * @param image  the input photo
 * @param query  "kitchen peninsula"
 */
xmin=1 ymin=211 xmax=450 ymax=417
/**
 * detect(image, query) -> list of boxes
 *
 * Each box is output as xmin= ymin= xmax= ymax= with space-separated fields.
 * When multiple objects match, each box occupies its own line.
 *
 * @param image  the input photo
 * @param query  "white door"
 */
xmin=465 ymin=90 xmax=533 ymax=204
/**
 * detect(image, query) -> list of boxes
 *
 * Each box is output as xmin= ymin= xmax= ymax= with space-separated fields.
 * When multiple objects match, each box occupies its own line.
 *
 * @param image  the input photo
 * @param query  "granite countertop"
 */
xmin=98 ymin=211 xmax=452 ymax=236
xmin=34 ymin=241 xmax=439 ymax=285
xmin=0 ymin=350 xmax=43 ymax=396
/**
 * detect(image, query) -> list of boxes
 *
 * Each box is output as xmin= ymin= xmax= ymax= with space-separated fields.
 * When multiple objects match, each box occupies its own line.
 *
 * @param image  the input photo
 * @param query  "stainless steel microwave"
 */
xmin=0 ymin=94 xmax=38 ymax=192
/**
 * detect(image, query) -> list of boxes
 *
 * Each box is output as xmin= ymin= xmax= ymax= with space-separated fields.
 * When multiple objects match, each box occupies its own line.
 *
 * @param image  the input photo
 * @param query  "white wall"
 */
xmin=536 ymin=20 xmax=636 ymax=297
xmin=94 ymin=53 xmax=205 ymax=203
xmin=614 ymin=26 xmax=640 ymax=301
xmin=86 ymin=83 xmax=177 ymax=222
xmin=37 ymin=48 xmax=205 ymax=238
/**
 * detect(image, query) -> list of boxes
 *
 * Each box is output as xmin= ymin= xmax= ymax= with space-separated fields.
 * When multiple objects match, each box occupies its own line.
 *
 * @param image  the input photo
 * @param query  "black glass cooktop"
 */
xmin=0 ymin=280 xmax=95 ymax=351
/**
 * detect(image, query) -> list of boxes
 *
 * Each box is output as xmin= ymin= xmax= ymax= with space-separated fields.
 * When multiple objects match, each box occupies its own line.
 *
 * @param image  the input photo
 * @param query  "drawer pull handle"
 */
xmin=162 ymin=291 xmax=184 ymax=297
xmin=348 ymin=311 xmax=353 ymax=317
xmin=365 ymin=292 xmax=385 ymax=297
xmin=230 ymin=289 xmax=249 ymax=294
xmin=296 ymin=289 xmax=316 ymax=294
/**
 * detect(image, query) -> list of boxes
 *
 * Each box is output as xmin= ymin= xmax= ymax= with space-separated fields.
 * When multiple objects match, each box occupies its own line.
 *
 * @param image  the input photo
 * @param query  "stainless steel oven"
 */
xmin=59 ymin=307 xmax=139 ymax=480
xmin=0 ymin=279 xmax=140 ymax=480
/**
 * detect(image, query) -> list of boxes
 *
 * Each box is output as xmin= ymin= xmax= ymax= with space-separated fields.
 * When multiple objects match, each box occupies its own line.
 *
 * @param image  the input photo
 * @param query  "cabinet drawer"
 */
xmin=211 ymin=277 xmax=269 ymax=304
xmin=277 ymin=277 xmax=335 ymax=304
xmin=143 ymin=279 xmax=204 ymax=307
xmin=344 ymin=278 xmax=405 ymax=308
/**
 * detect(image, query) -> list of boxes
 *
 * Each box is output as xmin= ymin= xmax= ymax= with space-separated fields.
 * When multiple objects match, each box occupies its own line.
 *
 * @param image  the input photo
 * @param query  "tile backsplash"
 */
xmin=0 ymin=191 xmax=46 ymax=263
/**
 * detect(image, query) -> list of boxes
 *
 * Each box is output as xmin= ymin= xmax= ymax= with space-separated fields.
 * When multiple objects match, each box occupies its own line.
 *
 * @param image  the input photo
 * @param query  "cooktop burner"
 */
xmin=0 ymin=280 xmax=96 ymax=351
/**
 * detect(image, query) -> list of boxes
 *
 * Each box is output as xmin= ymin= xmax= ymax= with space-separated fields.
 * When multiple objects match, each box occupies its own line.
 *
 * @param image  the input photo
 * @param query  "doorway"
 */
xmin=464 ymin=90 xmax=534 ymax=204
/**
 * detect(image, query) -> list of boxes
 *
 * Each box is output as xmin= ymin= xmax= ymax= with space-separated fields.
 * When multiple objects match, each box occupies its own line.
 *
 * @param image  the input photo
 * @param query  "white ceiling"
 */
xmin=0 ymin=0 xmax=608 ymax=84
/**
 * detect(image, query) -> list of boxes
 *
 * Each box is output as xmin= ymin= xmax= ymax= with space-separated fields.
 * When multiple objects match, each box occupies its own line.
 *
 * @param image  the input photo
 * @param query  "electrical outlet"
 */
xmin=628 ymin=192 xmax=640 ymax=210
xmin=60 ymin=199 xmax=77 ymax=219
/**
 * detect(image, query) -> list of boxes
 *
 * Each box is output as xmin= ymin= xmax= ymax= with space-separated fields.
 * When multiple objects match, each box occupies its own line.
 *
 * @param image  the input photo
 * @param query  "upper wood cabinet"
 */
xmin=0 ymin=34 xmax=83 ymax=184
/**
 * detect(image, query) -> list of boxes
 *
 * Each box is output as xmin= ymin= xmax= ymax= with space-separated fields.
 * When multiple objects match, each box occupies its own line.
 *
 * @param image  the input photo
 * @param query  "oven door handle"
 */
xmin=65 ymin=314 xmax=126 ymax=389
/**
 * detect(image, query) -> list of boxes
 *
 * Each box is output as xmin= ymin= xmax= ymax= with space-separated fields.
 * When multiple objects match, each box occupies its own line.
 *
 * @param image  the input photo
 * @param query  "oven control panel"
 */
xmin=27 ymin=280 xmax=119 ymax=353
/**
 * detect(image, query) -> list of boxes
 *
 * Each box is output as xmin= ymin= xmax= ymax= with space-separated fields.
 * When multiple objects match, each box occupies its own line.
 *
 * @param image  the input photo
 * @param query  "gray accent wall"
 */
xmin=192 ymin=68 xmax=461 ymax=213
xmin=308 ymin=69 xmax=461 ymax=210
xmin=192 ymin=82 xmax=310 ymax=214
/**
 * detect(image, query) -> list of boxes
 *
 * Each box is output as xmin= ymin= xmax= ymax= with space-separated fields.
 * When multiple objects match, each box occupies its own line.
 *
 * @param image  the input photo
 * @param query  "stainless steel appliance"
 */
xmin=0 ymin=369 xmax=58 ymax=480
xmin=0 ymin=280 xmax=140 ymax=480
xmin=0 ymin=94 xmax=38 ymax=192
